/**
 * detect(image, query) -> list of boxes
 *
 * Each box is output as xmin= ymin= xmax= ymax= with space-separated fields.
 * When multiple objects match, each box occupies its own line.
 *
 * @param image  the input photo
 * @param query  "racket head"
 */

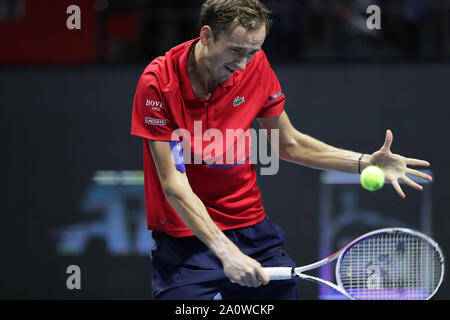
xmin=335 ymin=228 xmax=445 ymax=300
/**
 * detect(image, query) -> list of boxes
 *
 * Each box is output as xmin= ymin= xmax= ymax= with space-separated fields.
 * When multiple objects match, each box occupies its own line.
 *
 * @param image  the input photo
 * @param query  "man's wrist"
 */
xmin=207 ymin=232 xmax=238 ymax=263
xmin=358 ymin=153 xmax=364 ymax=174
xmin=358 ymin=154 xmax=372 ymax=173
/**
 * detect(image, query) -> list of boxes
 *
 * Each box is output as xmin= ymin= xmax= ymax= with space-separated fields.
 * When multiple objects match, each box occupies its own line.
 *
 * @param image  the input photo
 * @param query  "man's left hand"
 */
xmin=369 ymin=129 xmax=433 ymax=198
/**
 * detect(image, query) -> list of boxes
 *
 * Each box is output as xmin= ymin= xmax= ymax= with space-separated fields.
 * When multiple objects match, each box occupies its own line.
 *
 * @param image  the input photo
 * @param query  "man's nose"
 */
xmin=235 ymin=56 xmax=247 ymax=70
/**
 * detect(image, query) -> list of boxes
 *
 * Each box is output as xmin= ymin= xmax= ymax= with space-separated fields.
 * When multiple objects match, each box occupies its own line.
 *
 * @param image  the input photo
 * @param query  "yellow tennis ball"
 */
xmin=360 ymin=165 xmax=385 ymax=191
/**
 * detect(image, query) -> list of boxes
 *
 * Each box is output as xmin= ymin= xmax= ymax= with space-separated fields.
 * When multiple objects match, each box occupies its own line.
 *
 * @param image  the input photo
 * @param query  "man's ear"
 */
xmin=199 ymin=25 xmax=213 ymax=46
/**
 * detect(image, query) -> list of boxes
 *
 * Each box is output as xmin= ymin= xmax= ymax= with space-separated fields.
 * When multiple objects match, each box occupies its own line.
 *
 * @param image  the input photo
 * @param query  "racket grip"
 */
xmin=263 ymin=267 xmax=294 ymax=280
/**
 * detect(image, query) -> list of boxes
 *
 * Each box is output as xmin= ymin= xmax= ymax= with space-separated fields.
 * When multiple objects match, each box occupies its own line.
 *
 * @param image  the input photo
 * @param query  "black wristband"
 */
xmin=358 ymin=153 xmax=364 ymax=174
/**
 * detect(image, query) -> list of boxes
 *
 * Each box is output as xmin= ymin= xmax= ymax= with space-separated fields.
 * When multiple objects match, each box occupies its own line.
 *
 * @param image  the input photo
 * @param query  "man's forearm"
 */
xmin=280 ymin=131 xmax=372 ymax=173
xmin=163 ymin=184 xmax=238 ymax=262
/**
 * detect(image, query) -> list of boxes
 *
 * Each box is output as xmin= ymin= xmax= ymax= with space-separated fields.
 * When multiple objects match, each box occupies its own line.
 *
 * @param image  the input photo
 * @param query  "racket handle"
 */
xmin=263 ymin=267 xmax=294 ymax=280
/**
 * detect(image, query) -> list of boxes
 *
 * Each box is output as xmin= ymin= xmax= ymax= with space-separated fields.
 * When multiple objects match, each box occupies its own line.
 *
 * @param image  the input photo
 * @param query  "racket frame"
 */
xmin=334 ymin=227 xmax=445 ymax=300
xmin=263 ymin=227 xmax=445 ymax=300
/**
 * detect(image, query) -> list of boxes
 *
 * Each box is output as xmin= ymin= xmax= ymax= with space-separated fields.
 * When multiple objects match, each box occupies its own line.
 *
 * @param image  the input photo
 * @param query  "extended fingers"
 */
xmin=400 ymin=174 xmax=423 ymax=191
xmin=406 ymin=158 xmax=430 ymax=168
xmin=406 ymin=168 xmax=433 ymax=182
xmin=390 ymin=172 xmax=429 ymax=198
xmin=391 ymin=179 xmax=405 ymax=199
xmin=381 ymin=129 xmax=393 ymax=152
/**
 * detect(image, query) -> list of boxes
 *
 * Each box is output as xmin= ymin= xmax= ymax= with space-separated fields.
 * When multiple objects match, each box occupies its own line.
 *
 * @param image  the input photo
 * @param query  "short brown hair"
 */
xmin=199 ymin=0 xmax=272 ymax=39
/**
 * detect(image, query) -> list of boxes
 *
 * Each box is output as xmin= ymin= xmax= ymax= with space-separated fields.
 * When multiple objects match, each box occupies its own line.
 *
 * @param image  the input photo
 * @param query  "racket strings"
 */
xmin=338 ymin=232 xmax=442 ymax=300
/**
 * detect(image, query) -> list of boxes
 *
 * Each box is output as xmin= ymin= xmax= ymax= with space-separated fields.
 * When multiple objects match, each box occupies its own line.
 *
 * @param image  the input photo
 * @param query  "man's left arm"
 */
xmin=257 ymin=111 xmax=433 ymax=198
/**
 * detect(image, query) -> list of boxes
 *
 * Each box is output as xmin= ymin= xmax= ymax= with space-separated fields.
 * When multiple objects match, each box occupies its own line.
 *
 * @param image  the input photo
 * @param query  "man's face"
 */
xmin=204 ymin=24 xmax=266 ymax=83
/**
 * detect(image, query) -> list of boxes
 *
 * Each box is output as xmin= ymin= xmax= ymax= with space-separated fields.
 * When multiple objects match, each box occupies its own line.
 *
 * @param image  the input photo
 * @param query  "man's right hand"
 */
xmin=220 ymin=246 xmax=270 ymax=287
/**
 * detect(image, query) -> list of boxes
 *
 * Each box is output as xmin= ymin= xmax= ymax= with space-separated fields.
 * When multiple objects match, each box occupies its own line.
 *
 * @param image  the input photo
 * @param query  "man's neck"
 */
xmin=188 ymin=41 xmax=217 ymax=99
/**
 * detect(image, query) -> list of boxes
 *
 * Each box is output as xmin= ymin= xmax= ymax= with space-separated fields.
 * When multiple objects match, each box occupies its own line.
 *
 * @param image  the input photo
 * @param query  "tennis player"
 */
xmin=131 ymin=0 xmax=432 ymax=300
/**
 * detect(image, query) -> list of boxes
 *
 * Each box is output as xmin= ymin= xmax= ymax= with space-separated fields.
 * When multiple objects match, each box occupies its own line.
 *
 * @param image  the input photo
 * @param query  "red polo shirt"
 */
xmin=131 ymin=38 xmax=285 ymax=237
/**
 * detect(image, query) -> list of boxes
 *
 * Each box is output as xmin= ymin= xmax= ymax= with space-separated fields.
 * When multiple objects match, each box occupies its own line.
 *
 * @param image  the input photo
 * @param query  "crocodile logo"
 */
xmin=233 ymin=96 xmax=245 ymax=107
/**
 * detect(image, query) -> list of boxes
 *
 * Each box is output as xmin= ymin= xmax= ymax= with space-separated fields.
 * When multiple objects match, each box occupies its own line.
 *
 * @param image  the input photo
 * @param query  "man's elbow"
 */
xmin=278 ymin=132 xmax=314 ymax=163
xmin=278 ymin=138 xmax=300 ymax=161
xmin=160 ymin=179 xmax=188 ymax=202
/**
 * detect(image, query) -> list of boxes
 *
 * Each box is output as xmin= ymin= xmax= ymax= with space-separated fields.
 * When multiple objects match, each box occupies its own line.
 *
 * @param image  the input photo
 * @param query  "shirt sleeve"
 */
xmin=130 ymin=72 xmax=178 ymax=141
xmin=256 ymin=52 xmax=286 ymax=118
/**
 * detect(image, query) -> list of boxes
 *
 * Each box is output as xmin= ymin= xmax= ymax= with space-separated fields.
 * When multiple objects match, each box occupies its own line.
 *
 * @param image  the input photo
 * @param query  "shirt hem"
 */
xmin=148 ymin=213 xmax=267 ymax=238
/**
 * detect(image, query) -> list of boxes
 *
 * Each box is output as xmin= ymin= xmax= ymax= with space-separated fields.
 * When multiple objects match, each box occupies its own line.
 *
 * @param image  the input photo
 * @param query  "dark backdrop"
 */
xmin=1 ymin=63 xmax=449 ymax=299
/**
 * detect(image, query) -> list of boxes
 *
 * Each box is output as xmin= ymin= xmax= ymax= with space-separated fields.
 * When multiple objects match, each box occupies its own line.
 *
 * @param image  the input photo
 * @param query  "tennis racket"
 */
xmin=264 ymin=228 xmax=445 ymax=300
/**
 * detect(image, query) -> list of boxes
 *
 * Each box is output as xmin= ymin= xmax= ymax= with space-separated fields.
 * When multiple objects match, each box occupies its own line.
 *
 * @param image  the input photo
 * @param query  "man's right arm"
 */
xmin=148 ymin=139 xmax=269 ymax=287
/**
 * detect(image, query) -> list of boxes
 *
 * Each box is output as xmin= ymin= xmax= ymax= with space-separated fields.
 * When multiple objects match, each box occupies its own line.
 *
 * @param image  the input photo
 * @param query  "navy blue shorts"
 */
xmin=150 ymin=217 xmax=298 ymax=300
